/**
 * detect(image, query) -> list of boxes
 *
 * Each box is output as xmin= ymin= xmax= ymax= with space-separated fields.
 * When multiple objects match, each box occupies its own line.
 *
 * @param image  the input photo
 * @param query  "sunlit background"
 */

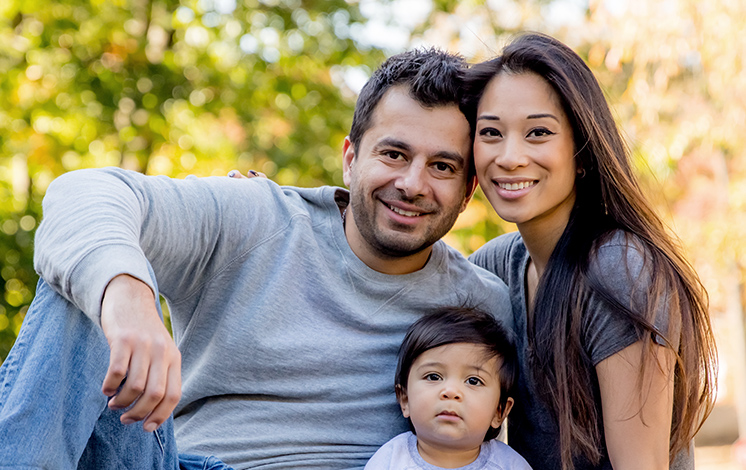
xmin=1 ymin=0 xmax=745 ymax=466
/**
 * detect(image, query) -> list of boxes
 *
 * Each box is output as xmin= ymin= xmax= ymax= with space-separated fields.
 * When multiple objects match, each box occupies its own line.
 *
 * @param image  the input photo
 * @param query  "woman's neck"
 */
xmin=518 ymin=218 xmax=567 ymax=279
xmin=521 ymin=222 xmax=565 ymax=314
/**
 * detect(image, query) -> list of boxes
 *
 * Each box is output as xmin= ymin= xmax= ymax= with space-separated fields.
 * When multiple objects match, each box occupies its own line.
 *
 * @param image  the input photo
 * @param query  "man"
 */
xmin=0 ymin=49 xmax=511 ymax=469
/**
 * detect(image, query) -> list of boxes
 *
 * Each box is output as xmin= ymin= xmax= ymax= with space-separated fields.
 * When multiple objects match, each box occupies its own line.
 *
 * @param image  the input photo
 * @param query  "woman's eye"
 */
xmin=528 ymin=128 xmax=554 ymax=138
xmin=466 ymin=377 xmax=483 ymax=386
xmin=479 ymin=127 xmax=501 ymax=138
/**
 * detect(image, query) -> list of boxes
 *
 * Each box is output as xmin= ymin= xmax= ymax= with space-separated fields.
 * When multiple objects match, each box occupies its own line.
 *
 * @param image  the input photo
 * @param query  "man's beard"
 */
xmin=347 ymin=187 xmax=460 ymax=259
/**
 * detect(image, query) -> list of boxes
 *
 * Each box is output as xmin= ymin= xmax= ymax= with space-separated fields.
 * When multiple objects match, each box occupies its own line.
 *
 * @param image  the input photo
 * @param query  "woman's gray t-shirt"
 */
xmin=469 ymin=231 xmax=692 ymax=470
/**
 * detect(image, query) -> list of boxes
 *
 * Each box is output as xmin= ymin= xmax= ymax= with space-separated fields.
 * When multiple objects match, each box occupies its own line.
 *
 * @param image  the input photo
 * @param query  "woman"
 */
xmin=464 ymin=33 xmax=717 ymax=469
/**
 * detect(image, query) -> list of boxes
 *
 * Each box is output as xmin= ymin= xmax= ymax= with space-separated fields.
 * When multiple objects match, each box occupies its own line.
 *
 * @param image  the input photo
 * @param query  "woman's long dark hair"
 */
xmin=463 ymin=33 xmax=717 ymax=469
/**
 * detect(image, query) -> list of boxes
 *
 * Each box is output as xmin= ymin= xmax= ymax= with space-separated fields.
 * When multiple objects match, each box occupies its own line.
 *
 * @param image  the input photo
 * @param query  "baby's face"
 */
xmin=399 ymin=343 xmax=509 ymax=457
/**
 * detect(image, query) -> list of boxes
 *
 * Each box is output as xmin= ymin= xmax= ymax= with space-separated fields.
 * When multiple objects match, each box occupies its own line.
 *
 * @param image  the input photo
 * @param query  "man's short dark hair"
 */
xmin=395 ymin=306 xmax=518 ymax=441
xmin=348 ymin=48 xmax=469 ymax=152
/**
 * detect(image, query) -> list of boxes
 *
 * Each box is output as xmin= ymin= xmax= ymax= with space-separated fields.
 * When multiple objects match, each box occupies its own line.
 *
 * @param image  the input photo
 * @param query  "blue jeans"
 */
xmin=0 ymin=278 xmax=233 ymax=470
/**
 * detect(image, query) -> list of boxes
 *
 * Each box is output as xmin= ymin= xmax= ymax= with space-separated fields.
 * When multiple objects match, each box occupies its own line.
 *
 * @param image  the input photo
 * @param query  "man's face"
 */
xmin=342 ymin=86 xmax=474 ymax=273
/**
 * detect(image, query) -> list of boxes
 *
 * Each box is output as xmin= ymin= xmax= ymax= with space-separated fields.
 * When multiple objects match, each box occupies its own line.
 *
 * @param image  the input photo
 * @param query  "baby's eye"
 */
xmin=466 ymin=377 xmax=484 ymax=386
xmin=424 ymin=373 xmax=442 ymax=381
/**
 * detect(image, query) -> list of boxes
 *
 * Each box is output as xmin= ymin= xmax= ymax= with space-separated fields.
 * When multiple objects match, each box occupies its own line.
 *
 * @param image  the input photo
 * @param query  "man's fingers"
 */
xmin=142 ymin=353 xmax=182 ymax=432
xmin=119 ymin=337 xmax=171 ymax=424
xmin=108 ymin=343 xmax=150 ymax=412
xmin=102 ymin=342 xmax=131 ymax=397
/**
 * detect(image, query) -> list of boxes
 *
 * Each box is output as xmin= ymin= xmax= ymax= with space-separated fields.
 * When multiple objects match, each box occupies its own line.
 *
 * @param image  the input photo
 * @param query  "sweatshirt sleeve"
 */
xmin=33 ymin=167 xmax=289 ymax=323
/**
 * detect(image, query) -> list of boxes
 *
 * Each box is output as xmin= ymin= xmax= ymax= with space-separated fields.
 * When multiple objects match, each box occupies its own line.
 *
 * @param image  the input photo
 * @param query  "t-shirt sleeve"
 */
xmin=582 ymin=233 xmax=678 ymax=365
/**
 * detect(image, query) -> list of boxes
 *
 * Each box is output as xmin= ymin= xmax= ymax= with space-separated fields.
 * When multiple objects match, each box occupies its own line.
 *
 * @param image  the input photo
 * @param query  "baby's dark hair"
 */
xmin=395 ymin=306 xmax=518 ymax=440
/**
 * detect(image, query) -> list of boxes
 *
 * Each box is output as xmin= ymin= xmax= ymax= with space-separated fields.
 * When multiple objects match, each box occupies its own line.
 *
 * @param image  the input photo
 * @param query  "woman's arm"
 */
xmin=596 ymin=340 xmax=675 ymax=470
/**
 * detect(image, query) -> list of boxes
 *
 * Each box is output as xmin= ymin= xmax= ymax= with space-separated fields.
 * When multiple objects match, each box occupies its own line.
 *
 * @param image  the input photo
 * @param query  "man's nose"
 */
xmin=393 ymin=161 xmax=428 ymax=198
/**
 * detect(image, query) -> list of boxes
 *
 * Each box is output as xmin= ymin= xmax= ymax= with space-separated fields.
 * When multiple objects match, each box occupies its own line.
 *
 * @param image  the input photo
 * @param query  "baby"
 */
xmin=365 ymin=307 xmax=531 ymax=469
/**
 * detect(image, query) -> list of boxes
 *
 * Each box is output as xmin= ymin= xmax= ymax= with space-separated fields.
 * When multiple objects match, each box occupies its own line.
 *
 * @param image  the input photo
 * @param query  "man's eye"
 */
xmin=434 ymin=162 xmax=454 ymax=173
xmin=385 ymin=151 xmax=404 ymax=160
xmin=466 ymin=377 xmax=483 ymax=386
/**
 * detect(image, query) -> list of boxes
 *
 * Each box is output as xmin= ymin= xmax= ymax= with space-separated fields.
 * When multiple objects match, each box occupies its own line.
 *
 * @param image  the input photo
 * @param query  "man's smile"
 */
xmin=383 ymin=201 xmax=426 ymax=218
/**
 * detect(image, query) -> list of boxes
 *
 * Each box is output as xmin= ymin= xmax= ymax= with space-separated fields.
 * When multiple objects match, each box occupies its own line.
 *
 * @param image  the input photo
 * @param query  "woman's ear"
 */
xmin=395 ymin=384 xmax=410 ymax=418
xmin=491 ymin=397 xmax=514 ymax=429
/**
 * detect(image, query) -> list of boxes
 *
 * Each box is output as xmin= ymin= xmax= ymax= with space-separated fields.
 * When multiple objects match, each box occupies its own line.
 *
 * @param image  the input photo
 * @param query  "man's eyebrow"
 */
xmin=434 ymin=151 xmax=466 ymax=169
xmin=374 ymin=137 xmax=411 ymax=152
xmin=375 ymin=138 xmax=466 ymax=168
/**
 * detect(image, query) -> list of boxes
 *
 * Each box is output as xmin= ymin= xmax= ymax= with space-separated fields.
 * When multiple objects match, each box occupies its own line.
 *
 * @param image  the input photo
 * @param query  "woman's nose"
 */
xmin=495 ymin=136 xmax=529 ymax=171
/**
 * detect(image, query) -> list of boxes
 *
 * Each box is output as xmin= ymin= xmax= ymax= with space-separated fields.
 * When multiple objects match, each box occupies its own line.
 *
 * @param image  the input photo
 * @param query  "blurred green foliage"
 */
xmin=0 ymin=0 xmax=385 ymax=361
xmin=0 ymin=0 xmax=510 ymax=361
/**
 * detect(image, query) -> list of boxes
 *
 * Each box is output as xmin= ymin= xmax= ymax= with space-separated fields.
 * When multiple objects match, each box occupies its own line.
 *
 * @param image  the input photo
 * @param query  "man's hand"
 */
xmin=100 ymin=274 xmax=182 ymax=432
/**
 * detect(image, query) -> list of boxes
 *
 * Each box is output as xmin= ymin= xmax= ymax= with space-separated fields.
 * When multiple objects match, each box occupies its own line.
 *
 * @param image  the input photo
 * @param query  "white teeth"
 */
xmin=387 ymin=204 xmax=421 ymax=217
xmin=498 ymin=181 xmax=536 ymax=190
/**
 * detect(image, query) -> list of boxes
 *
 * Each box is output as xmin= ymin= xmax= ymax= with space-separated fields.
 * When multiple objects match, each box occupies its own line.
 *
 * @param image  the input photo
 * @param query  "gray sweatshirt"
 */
xmin=34 ymin=167 xmax=513 ymax=469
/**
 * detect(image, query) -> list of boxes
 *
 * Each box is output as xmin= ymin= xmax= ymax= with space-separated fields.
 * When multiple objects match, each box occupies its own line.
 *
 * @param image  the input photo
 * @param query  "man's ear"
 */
xmin=342 ymin=137 xmax=355 ymax=188
xmin=491 ymin=396 xmax=514 ymax=429
xmin=395 ymin=384 xmax=410 ymax=418
xmin=459 ymin=175 xmax=478 ymax=213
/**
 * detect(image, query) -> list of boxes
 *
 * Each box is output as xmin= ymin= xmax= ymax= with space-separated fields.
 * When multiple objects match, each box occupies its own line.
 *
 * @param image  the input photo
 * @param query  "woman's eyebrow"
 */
xmin=477 ymin=113 xmax=560 ymax=122
xmin=527 ymin=113 xmax=560 ymax=122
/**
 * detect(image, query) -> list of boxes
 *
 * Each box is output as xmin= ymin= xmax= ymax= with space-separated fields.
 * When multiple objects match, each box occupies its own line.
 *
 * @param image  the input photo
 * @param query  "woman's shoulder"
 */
xmin=469 ymin=231 xmax=524 ymax=270
xmin=588 ymin=230 xmax=653 ymax=282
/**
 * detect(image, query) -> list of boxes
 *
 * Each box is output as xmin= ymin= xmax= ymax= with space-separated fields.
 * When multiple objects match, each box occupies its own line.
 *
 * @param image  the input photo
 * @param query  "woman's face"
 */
xmin=473 ymin=72 xmax=577 ymax=235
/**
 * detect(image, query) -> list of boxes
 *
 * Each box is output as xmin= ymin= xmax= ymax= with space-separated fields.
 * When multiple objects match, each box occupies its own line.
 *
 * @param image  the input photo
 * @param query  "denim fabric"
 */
xmin=0 ymin=278 xmax=181 ymax=469
xmin=178 ymin=454 xmax=234 ymax=470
